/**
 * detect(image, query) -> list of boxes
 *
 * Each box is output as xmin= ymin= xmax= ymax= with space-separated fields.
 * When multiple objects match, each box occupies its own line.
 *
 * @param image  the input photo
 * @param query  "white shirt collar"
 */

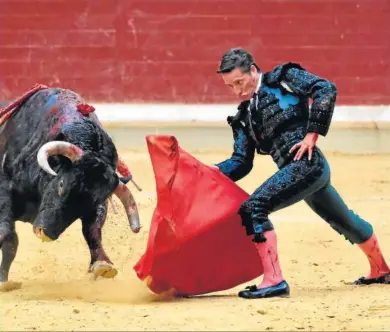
xmin=255 ymin=72 xmax=262 ymax=94
xmin=248 ymin=72 xmax=262 ymax=107
xmin=245 ymin=72 xmax=263 ymax=114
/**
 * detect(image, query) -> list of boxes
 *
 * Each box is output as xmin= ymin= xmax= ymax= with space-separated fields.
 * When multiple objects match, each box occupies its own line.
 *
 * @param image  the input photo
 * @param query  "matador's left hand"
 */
xmin=289 ymin=132 xmax=319 ymax=161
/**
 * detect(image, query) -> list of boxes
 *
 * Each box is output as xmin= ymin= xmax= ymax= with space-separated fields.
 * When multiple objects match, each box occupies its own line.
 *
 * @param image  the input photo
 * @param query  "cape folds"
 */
xmin=133 ymin=135 xmax=264 ymax=296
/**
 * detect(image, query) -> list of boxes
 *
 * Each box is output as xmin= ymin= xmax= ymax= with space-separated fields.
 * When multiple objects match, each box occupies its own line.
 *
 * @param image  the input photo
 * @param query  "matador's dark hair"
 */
xmin=217 ymin=48 xmax=261 ymax=74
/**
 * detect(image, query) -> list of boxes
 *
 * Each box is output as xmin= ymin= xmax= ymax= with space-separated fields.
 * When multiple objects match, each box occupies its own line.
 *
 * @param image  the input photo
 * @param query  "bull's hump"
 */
xmin=46 ymin=89 xmax=84 ymax=110
xmin=23 ymin=88 xmax=84 ymax=117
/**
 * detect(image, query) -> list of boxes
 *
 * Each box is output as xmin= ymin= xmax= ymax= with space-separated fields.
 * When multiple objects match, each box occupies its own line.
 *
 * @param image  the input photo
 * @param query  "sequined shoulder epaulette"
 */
xmin=264 ymin=62 xmax=305 ymax=87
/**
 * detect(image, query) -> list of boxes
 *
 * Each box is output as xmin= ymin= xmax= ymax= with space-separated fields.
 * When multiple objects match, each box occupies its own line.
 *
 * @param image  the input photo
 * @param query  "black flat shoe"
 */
xmin=353 ymin=272 xmax=390 ymax=285
xmin=238 ymin=280 xmax=290 ymax=299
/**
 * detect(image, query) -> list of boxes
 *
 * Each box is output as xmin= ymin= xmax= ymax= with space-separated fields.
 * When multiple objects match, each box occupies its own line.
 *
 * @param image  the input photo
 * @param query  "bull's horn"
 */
xmin=113 ymin=181 xmax=141 ymax=233
xmin=37 ymin=141 xmax=84 ymax=176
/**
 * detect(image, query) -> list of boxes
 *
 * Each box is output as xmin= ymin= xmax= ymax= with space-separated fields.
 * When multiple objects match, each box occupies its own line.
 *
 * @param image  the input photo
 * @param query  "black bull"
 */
xmin=0 ymin=87 xmax=141 ymax=288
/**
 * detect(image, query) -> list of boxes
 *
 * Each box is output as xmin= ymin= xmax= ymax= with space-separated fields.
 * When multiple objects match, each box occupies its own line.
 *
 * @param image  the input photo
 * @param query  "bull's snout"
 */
xmin=33 ymin=226 xmax=54 ymax=242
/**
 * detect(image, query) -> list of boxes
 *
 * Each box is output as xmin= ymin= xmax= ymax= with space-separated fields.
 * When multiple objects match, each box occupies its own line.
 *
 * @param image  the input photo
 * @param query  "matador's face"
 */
xmin=220 ymin=65 xmax=259 ymax=102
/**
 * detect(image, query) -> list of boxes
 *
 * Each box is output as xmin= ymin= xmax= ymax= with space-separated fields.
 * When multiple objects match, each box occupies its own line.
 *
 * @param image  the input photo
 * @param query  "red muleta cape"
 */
xmin=133 ymin=135 xmax=263 ymax=296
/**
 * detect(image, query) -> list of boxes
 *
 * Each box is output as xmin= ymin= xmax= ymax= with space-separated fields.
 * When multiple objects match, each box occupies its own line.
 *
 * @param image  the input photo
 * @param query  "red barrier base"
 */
xmin=133 ymin=135 xmax=263 ymax=296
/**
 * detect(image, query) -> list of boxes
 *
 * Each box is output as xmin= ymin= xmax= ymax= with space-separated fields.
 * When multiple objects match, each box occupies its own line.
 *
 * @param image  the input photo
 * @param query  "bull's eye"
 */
xmin=58 ymin=179 xmax=64 ymax=196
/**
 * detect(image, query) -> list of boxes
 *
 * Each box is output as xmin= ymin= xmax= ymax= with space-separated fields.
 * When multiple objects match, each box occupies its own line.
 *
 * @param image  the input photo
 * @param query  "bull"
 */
xmin=0 ymin=86 xmax=141 ymax=290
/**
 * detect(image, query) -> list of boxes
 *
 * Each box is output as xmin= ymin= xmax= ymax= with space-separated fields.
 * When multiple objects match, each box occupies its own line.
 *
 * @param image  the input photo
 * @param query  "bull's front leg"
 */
xmin=81 ymin=201 xmax=117 ymax=279
xmin=0 ymin=220 xmax=21 ymax=291
xmin=0 ymin=179 xmax=21 ymax=291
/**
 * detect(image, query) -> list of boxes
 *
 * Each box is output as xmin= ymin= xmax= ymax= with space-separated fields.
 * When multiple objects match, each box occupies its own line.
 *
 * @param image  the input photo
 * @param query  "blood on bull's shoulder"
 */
xmin=0 ymin=86 xmax=142 ymax=290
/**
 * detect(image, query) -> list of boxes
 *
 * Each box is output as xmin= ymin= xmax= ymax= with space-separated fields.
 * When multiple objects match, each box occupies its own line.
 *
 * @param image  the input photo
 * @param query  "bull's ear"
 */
xmin=84 ymin=160 xmax=107 ymax=185
xmin=92 ymin=161 xmax=106 ymax=172
xmin=89 ymin=161 xmax=106 ymax=177
xmin=46 ymin=132 xmax=73 ymax=169
xmin=47 ymin=153 xmax=72 ymax=173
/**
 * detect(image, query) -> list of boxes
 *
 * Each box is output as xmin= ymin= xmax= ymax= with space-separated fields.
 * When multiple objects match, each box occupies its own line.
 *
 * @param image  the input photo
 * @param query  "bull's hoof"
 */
xmin=90 ymin=261 xmax=118 ymax=279
xmin=0 ymin=281 xmax=22 ymax=292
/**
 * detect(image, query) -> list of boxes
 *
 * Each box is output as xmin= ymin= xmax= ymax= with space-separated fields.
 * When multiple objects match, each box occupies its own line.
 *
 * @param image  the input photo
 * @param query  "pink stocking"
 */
xmin=255 ymin=230 xmax=284 ymax=288
xmin=358 ymin=233 xmax=390 ymax=279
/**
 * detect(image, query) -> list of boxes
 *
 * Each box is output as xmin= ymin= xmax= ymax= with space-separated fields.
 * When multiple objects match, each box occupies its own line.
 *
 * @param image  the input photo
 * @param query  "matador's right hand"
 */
xmin=289 ymin=132 xmax=319 ymax=161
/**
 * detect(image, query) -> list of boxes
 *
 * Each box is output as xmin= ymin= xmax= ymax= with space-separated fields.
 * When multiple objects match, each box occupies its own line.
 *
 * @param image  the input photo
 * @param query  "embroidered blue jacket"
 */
xmin=216 ymin=62 xmax=337 ymax=181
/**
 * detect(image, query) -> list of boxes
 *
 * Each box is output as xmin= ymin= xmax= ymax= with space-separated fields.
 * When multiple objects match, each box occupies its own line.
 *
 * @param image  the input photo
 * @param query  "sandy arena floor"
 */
xmin=1 ymin=127 xmax=390 ymax=331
